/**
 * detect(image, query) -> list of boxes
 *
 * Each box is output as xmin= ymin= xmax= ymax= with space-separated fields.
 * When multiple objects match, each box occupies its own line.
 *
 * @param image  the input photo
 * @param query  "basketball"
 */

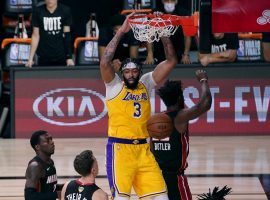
xmin=147 ymin=113 xmax=173 ymax=139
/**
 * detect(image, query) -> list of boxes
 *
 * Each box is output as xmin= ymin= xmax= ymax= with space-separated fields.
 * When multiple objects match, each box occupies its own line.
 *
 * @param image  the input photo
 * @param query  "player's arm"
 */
xmin=152 ymin=37 xmax=178 ymax=85
xmin=181 ymin=36 xmax=191 ymax=64
xmin=100 ymin=13 xmax=134 ymax=83
xmin=92 ymin=189 xmax=109 ymax=200
xmin=129 ymin=45 xmax=139 ymax=58
xmin=174 ymin=69 xmax=212 ymax=126
xmin=262 ymin=42 xmax=270 ymax=62
xmin=25 ymin=162 xmax=58 ymax=200
xmin=26 ymin=27 xmax=40 ymax=68
xmin=60 ymin=181 xmax=70 ymax=200
xmin=199 ymin=49 xmax=237 ymax=66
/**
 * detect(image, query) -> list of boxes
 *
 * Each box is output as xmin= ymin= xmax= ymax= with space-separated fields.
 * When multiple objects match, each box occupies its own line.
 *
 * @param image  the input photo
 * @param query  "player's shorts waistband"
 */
xmin=108 ymin=137 xmax=147 ymax=145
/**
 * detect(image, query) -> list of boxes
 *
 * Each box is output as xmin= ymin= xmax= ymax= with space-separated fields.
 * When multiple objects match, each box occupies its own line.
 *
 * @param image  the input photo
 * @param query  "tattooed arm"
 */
xmin=152 ymin=37 xmax=178 ymax=85
xmin=99 ymin=13 xmax=134 ymax=83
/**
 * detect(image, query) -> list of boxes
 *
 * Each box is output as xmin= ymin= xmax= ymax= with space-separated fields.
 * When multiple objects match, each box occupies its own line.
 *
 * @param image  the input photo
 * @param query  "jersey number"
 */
xmin=133 ymin=102 xmax=141 ymax=118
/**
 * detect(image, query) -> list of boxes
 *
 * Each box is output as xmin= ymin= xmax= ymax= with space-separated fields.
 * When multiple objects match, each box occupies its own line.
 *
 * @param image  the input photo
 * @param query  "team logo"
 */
xmin=33 ymin=88 xmax=107 ymax=126
xmin=257 ymin=10 xmax=270 ymax=25
xmin=78 ymin=186 xmax=84 ymax=193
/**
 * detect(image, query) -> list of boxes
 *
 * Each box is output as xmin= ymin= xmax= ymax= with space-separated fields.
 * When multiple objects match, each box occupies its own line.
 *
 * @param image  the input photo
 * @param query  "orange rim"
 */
xmin=128 ymin=13 xmax=198 ymax=27
xmin=121 ymin=9 xmax=152 ymax=15
xmin=128 ymin=13 xmax=198 ymax=37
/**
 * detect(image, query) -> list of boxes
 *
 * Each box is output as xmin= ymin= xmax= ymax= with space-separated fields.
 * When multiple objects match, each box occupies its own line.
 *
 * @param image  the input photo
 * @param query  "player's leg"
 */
xmin=106 ymin=142 xmax=136 ymax=199
xmin=132 ymin=144 xmax=168 ymax=199
xmin=162 ymin=172 xmax=181 ymax=200
xmin=177 ymin=174 xmax=192 ymax=200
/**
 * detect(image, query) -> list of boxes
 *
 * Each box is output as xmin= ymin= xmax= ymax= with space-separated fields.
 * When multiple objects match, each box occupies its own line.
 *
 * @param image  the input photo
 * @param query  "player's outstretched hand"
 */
xmin=119 ymin=12 xmax=135 ymax=34
xmin=196 ymin=69 xmax=208 ymax=83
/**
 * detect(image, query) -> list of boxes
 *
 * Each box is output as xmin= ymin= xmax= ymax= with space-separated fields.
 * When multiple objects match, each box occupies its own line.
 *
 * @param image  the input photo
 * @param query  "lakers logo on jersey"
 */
xmin=122 ymin=92 xmax=148 ymax=101
xmin=106 ymin=82 xmax=151 ymax=139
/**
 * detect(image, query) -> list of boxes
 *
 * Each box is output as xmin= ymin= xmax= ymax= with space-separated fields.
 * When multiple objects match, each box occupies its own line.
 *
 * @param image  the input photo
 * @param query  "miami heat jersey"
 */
xmin=64 ymin=180 xmax=100 ymax=200
xmin=106 ymin=73 xmax=155 ymax=139
xmin=151 ymin=111 xmax=189 ymax=173
xmin=29 ymin=156 xmax=57 ymax=194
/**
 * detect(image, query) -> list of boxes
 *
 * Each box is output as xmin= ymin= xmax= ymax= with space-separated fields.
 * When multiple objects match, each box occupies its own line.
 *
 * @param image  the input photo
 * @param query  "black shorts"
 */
xmin=162 ymin=172 xmax=192 ymax=200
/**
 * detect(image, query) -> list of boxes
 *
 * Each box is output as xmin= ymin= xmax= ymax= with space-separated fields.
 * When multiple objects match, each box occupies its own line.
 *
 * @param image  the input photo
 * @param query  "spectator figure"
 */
xmin=61 ymin=150 xmax=108 ymax=200
xmin=151 ymin=70 xmax=212 ymax=200
xmin=154 ymin=0 xmax=192 ymax=64
xmin=199 ymin=33 xmax=239 ymax=66
xmin=100 ymin=13 xmax=178 ymax=199
xmin=25 ymin=130 xmax=62 ymax=200
xmin=98 ymin=14 xmax=140 ymax=71
xmin=26 ymin=0 xmax=74 ymax=67
xmin=262 ymin=32 xmax=270 ymax=62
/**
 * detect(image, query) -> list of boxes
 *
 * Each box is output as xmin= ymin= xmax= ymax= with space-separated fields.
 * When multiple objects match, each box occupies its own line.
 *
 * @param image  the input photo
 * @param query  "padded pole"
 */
xmin=199 ymin=0 xmax=212 ymax=54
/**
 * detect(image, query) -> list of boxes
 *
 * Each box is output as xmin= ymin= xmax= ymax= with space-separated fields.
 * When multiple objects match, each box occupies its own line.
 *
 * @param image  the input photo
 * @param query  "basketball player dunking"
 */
xmin=24 ymin=130 xmax=62 ymax=200
xmin=99 ymin=13 xmax=178 ymax=200
xmin=151 ymin=70 xmax=212 ymax=200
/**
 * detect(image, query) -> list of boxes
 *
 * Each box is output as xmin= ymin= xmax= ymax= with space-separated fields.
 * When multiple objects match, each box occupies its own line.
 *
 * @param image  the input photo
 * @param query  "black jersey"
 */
xmin=31 ymin=3 xmax=72 ymax=60
xmin=262 ymin=32 xmax=270 ymax=43
xmin=151 ymin=111 xmax=189 ymax=173
xmin=64 ymin=180 xmax=100 ymax=200
xmin=211 ymin=33 xmax=239 ymax=53
xmin=28 ymin=156 xmax=58 ymax=196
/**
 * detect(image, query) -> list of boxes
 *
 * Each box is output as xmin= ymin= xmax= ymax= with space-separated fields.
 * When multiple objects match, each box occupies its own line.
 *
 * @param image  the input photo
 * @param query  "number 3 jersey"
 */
xmin=105 ymin=72 xmax=156 ymax=139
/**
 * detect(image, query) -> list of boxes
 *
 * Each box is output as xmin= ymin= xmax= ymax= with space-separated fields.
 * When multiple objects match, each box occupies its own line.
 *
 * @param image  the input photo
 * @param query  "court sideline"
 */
xmin=0 ymin=136 xmax=269 ymax=199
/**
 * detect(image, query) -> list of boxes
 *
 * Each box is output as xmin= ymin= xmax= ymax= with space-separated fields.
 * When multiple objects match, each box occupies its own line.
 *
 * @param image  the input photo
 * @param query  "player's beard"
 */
xmin=123 ymin=76 xmax=140 ymax=90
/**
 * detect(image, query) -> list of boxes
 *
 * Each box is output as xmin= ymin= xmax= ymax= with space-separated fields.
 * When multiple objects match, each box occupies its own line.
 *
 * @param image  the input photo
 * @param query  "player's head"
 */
xmin=120 ymin=58 xmax=142 ymax=89
xmin=30 ymin=130 xmax=55 ymax=155
xmin=162 ymin=0 xmax=178 ymax=13
xmin=45 ymin=0 xmax=58 ymax=8
xmin=213 ymin=33 xmax=225 ymax=39
xmin=110 ymin=14 xmax=126 ymax=34
xmin=158 ymin=80 xmax=184 ymax=109
xmin=74 ymin=150 xmax=99 ymax=177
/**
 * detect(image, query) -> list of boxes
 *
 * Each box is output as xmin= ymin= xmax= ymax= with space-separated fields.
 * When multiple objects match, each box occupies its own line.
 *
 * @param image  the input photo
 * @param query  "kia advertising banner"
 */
xmin=11 ymin=65 xmax=270 ymax=138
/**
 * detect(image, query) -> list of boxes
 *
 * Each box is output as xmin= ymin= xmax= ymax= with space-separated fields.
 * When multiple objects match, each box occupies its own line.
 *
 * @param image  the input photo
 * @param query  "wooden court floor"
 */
xmin=0 ymin=136 xmax=269 ymax=200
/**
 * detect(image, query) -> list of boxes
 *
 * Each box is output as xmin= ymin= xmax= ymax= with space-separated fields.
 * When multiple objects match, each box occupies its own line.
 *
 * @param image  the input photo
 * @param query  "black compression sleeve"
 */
xmin=64 ymin=32 xmax=72 ymax=59
xmin=25 ymin=187 xmax=58 ymax=200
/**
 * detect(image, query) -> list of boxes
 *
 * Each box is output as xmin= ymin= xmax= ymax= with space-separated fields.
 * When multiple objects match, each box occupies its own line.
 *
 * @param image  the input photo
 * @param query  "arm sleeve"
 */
xmin=226 ymin=33 xmax=239 ymax=50
xmin=105 ymin=74 xmax=123 ymax=100
xmin=25 ymin=187 xmax=57 ymax=200
xmin=64 ymin=32 xmax=72 ymax=59
xmin=140 ymin=72 xmax=157 ymax=94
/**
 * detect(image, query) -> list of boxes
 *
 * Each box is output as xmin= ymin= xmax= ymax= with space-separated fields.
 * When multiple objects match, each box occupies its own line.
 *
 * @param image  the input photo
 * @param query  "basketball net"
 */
xmin=129 ymin=13 xmax=198 ymax=43
xmin=129 ymin=15 xmax=179 ymax=43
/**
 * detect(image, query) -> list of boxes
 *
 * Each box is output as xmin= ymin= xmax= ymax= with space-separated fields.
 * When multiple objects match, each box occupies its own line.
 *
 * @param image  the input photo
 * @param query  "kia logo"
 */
xmin=33 ymin=88 xmax=107 ymax=126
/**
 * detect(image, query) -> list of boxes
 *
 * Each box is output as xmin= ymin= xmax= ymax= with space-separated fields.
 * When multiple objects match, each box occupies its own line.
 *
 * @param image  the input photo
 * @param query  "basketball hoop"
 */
xmin=128 ymin=13 xmax=198 ymax=43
